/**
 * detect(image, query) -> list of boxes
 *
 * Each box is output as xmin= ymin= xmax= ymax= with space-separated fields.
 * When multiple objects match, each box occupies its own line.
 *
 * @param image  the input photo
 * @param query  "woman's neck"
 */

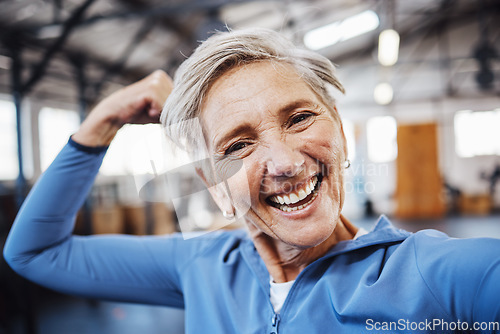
xmin=251 ymin=214 xmax=358 ymax=283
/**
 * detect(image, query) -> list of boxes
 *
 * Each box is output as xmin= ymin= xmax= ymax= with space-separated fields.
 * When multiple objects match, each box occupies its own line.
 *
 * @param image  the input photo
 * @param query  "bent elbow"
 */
xmin=2 ymin=234 xmax=32 ymax=277
xmin=3 ymin=240 xmax=21 ymax=273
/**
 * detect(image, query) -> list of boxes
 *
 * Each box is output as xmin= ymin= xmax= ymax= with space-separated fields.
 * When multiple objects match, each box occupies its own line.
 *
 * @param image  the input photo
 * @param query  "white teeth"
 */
xmin=298 ymin=189 xmax=307 ymax=201
xmin=289 ymin=193 xmax=299 ymax=203
xmin=311 ymin=176 xmax=317 ymax=189
xmin=283 ymin=195 xmax=291 ymax=204
xmin=268 ymin=175 xmax=320 ymax=209
xmin=278 ymin=191 xmax=319 ymax=212
xmin=277 ymin=196 xmax=284 ymax=204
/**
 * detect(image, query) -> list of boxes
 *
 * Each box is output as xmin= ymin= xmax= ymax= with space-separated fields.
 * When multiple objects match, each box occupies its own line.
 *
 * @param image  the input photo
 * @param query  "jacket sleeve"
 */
xmin=3 ymin=138 xmax=184 ymax=307
xmin=413 ymin=230 xmax=500 ymax=328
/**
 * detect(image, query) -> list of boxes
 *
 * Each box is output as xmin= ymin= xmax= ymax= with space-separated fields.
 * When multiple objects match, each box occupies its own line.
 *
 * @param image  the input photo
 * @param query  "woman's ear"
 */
xmin=334 ymin=106 xmax=349 ymax=160
xmin=195 ymin=167 xmax=235 ymax=219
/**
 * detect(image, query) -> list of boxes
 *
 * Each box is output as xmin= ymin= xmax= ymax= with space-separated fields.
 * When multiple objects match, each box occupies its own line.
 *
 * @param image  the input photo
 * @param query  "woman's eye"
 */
xmin=290 ymin=113 xmax=312 ymax=126
xmin=225 ymin=142 xmax=249 ymax=155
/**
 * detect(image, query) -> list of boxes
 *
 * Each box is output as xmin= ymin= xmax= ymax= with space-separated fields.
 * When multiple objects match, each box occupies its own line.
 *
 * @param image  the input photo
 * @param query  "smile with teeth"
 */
xmin=267 ymin=175 xmax=321 ymax=212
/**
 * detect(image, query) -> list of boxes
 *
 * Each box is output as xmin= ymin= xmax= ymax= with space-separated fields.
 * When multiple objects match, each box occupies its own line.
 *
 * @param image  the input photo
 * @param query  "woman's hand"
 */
xmin=72 ymin=70 xmax=173 ymax=147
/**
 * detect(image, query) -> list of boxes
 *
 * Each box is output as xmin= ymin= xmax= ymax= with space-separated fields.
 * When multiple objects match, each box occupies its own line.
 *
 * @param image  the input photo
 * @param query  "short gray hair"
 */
xmin=160 ymin=27 xmax=345 ymax=151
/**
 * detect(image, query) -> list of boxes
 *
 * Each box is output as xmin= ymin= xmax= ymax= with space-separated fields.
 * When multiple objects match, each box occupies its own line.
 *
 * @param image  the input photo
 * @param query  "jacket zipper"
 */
xmin=271 ymin=313 xmax=280 ymax=333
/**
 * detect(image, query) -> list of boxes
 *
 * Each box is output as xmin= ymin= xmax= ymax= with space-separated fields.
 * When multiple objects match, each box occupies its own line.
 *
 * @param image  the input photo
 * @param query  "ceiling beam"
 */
xmin=18 ymin=0 xmax=268 ymax=35
xmin=20 ymin=0 xmax=96 ymax=94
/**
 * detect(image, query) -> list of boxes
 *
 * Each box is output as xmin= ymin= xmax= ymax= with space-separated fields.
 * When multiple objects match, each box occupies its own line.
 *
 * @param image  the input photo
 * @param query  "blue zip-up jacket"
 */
xmin=4 ymin=139 xmax=500 ymax=333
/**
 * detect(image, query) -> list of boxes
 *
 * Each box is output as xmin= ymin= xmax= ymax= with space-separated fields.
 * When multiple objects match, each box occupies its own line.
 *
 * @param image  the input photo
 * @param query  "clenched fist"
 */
xmin=73 ymin=70 xmax=173 ymax=147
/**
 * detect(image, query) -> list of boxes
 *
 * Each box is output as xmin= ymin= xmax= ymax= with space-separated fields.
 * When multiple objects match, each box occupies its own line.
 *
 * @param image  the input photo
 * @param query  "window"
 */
xmin=100 ymin=124 xmax=161 ymax=176
xmin=39 ymin=107 xmax=80 ymax=171
xmin=100 ymin=124 xmax=187 ymax=176
xmin=366 ymin=116 xmax=398 ymax=162
xmin=0 ymin=100 xmax=18 ymax=179
xmin=454 ymin=109 xmax=500 ymax=158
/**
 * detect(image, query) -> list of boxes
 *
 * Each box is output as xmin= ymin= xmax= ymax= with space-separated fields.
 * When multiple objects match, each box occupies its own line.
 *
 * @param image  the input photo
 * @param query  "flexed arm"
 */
xmin=73 ymin=69 xmax=172 ymax=146
xmin=3 ymin=71 xmax=185 ymax=306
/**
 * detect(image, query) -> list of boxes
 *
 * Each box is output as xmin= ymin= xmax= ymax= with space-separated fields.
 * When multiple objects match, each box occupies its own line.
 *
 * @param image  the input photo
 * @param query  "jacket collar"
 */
xmin=321 ymin=215 xmax=410 ymax=258
xmin=242 ymin=215 xmax=410 ymax=259
xmin=240 ymin=215 xmax=411 ymax=292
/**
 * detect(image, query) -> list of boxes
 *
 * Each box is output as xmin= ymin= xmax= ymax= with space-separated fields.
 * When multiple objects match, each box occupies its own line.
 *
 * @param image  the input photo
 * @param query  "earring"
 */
xmin=222 ymin=210 xmax=235 ymax=220
xmin=344 ymin=159 xmax=351 ymax=169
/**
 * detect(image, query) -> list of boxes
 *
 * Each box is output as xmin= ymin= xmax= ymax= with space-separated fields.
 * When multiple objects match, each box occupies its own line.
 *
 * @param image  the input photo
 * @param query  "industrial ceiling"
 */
xmin=0 ymin=0 xmax=498 ymax=107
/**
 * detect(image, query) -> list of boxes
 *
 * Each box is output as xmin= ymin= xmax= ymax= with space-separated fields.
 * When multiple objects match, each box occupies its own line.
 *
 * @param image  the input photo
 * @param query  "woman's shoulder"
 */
xmin=403 ymin=229 xmax=500 ymax=320
xmin=354 ymin=216 xmax=500 ymax=287
xmin=409 ymin=227 xmax=500 ymax=261
xmin=361 ymin=215 xmax=500 ymax=265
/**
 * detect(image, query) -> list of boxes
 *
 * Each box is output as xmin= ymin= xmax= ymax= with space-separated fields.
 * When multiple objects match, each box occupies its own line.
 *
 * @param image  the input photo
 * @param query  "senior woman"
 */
xmin=4 ymin=28 xmax=500 ymax=333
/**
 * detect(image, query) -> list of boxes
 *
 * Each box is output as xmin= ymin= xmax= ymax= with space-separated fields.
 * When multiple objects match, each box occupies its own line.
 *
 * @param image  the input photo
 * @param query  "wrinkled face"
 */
xmin=201 ymin=61 xmax=347 ymax=248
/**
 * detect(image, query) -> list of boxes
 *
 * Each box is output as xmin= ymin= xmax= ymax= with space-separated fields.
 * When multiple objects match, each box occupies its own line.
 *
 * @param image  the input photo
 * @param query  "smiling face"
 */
xmin=201 ymin=61 xmax=347 ymax=249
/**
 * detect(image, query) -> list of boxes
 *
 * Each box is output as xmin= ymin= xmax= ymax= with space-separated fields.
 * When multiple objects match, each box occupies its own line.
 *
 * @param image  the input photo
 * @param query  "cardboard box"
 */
xmin=459 ymin=194 xmax=492 ymax=215
xmin=91 ymin=205 xmax=125 ymax=234
xmin=152 ymin=203 xmax=176 ymax=235
xmin=122 ymin=203 xmax=176 ymax=235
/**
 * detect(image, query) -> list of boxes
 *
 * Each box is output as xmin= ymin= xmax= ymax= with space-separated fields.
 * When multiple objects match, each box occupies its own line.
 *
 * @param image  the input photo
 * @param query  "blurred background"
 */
xmin=0 ymin=0 xmax=499 ymax=333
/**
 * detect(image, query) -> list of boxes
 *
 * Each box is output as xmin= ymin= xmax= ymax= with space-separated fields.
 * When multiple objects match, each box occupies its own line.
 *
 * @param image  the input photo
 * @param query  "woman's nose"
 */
xmin=265 ymin=141 xmax=304 ymax=178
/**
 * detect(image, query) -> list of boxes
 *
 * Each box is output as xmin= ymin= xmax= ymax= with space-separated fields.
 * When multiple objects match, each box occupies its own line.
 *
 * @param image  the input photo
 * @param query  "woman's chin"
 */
xmin=275 ymin=221 xmax=337 ymax=249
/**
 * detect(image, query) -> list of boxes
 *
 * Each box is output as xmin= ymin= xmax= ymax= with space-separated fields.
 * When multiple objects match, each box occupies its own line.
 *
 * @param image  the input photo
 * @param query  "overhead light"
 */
xmin=374 ymin=82 xmax=393 ymax=105
xmin=304 ymin=10 xmax=380 ymax=50
xmin=378 ymin=29 xmax=400 ymax=66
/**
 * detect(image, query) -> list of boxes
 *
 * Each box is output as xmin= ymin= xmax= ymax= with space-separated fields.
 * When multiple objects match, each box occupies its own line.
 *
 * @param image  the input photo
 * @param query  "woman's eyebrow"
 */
xmin=214 ymin=123 xmax=254 ymax=151
xmin=213 ymin=99 xmax=318 ymax=151
xmin=277 ymin=99 xmax=318 ymax=115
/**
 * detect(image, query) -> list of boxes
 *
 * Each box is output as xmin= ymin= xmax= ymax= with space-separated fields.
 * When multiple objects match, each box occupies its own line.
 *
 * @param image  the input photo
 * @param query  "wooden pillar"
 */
xmin=396 ymin=123 xmax=445 ymax=219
